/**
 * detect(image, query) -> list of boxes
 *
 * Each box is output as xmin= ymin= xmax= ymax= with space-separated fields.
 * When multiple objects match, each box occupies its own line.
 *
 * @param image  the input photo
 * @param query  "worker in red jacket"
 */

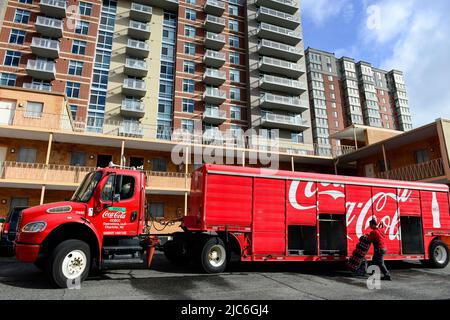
xmin=368 ymin=219 xmax=391 ymax=281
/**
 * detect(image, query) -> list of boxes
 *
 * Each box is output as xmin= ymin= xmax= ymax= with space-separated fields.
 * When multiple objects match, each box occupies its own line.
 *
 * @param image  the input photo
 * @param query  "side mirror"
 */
xmin=113 ymin=194 xmax=121 ymax=203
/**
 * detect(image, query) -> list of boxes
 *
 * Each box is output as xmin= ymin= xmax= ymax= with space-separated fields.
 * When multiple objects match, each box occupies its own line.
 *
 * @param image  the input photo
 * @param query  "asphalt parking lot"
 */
xmin=0 ymin=253 xmax=449 ymax=300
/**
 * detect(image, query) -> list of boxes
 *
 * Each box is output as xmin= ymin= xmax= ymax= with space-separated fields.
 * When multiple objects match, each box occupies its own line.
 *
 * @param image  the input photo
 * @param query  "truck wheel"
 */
xmin=200 ymin=237 xmax=227 ymax=274
xmin=428 ymin=240 xmax=449 ymax=269
xmin=164 ymin=240 xmax=190 ymax=266
xmin=46 ymin=240 xmax=91 ymax=288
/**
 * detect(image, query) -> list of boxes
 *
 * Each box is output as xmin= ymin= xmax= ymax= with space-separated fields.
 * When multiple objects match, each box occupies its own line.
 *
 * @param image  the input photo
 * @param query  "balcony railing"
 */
xmin=203 ymin=87 xmax=226 ymax=104
xmin=126 ymin=39 xmax=150 ymax=58
xmin=203 ymin=68 xmax=226 ymax=85
xmin=257 ymin=22 xmax=301 ymax=45
xmin=257 ymin=6 xmax=300 ymax=29
xmin=22 ymin=83 xmax=52 ymax=92
xmin=259 ymin=56 xmax=303 ymax=78
xmin=130 ymin=2 xmax=152 ymax=22
xmin=30 ymin=37 xmax=60 ymax=58
xmin=122 ymin=78 xmax=146 ymax=97
xmin=256 ymin=0 xmax=298 ymax=14
xmin=376 ymin=158 xmax=445 ymax=182
xmin=0 ymin=162 xmax=191 ymax=192
xmin=26 ymin=59 xmax=56 ymax=80
xmin=39 ymin=0 xmax=67 ymax=18
xmin=260 ymin=93 xmax=308 ymax=112
xmin=258 ymin=39 xmax=302 ymax=61
xmin=204 ymin=14 xmax=226 ymax=33
xmin=124 ymin=58 xmax=148 ymax=77
xmin=261 ymin=113 xmax=308 ymax=127
xmin=128 ymin=20 xmax=151 ymax=40
xmin=35 ymin=16 xmax=63 ymax=37
xmin=204 ymin=32 xmax=226 ymax=50
xmin=204 ymin=0 xmax=226 ymax=15
xmin=203 ymin=50 xmax=226 ymax=67
xmin=259 ymin=74 xmax=305 ymax=94
xmin=121 ymin=99 xmax=145 ymax=118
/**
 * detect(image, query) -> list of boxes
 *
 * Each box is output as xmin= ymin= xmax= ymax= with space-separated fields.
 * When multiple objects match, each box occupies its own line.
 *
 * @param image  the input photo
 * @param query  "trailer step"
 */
xmin=102 ymin=258 xmax=144 ymax=266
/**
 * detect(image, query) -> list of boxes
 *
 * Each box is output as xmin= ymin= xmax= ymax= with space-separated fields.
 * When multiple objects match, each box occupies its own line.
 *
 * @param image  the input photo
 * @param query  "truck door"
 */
xmin=95 ymin=173 xmax=141 ymax=236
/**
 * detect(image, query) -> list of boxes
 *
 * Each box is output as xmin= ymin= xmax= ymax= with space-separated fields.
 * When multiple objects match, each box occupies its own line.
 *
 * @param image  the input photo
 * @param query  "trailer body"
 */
xmin=184 ymin=165 xmax=450 ymax=262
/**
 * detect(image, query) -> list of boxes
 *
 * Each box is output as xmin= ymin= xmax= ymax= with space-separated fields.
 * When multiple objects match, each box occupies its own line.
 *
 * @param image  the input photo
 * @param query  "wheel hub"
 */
xmin=62 ymin=250 xmax=87 ymax=279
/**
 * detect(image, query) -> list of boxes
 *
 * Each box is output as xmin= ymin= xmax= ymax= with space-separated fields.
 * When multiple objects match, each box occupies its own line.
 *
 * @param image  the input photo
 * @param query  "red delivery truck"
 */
xmin=13 ymin=164 xmax=450 ymax=287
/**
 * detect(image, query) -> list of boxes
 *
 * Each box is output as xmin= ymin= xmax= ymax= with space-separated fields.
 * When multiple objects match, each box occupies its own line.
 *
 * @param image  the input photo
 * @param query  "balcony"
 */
xmin=130 ymin=2 xmax=152 ymax=22
xmin=23 ymin=82 xmax=52 ymax=92
xmin=30 ymin=37 xmax=60 ymax=59
xmin=203 ymin=108 xmax=227 ymax=124
xmin=39 ymin=0 xmax=66 ymax=18
xmin=257 ymin=7 xmax=300 ymax=29
xmin=0 ymin=162 xmax=190 ymax=194
xmin=204 ymin=14 xmax=225 ymax=33
xmin=119 ymin=122 xmax=144 ymax=137
xmin=121 ymin=99 xmax=145 ymax=118
xmin=26 ymin=60 xmax=56 ymax=81
xmin=126 ymin=39 xmax=150 ymax=58
xmin=257 ymin=22 xmax=301 ymax=46
xmin=255 ymin=0 xmax=298 ymax=15
xmin=203 ymin=88 xmax=226 ymax=104
xmin=261 ymin=113 xmax=309 ymax=131
xmin=259 ymin=56 xmax=303 ymax=78
xmin=260 ymin=93 xmax=308 ymax=113
xmin=203 ymin=50 xmax=226 ymax=68
xmin=143 ymin=0 xmax=178 ymax=12
xmin=258 ymin=39 xmax=303 ymax=62
xmin=376 ymin=158 xmax=445 ymax=182
xmin=128 ymin=20 xmax=151 ymax=40
xmin=35 ymin=16 xmax=63 ymax=38
xmin=203 ymin=68 xmax=226 ymax=86
xmin=122 ymin=78 xmax=147 ymax=97
xmin=204 ymin=32 xmax=226 ymax=50
xmin=124 ymin=58 xmax=148 ymax=77
xmin=204 ymin=0 xmax=225 ymax=16
xmin=259 ymin=75 xmax=306 ymax=95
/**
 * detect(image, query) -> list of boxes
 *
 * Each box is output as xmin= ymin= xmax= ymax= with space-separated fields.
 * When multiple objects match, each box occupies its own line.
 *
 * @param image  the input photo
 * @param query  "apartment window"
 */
xmin=230 ymin=88 xmax=240 ymax=101
xmin=152 ymin=158 xmax=167 ymax=172
xmin=181 ymin=119 xmax=194 ymax=133
xmin=79 ymin=2 xmax=93 ymax=16
xmin=332 ymin=102 xmax=336 ymax=109
xmin=70 ymin=105 xmax=78 ymax=120
xmin=185 ymin=9 xmax=196 ymax=21
xmin=183 ymin=79 xmax=195 ymax=93
xmin=68 ymin=61 xmax=84 ymax=76
xmin=229 ymin=4 xmax=238 ymax=16
xmin=0 ymin=73 xmax=16 ymax=86
xmin=230 ymin=106 xmax=241 ymax=120
xmin=14 ymin=9 xmax=30 ymax=24
xmin=185 ymin=0 xmax=196 ymax=4
xmin=160 ymin=61 xmax=175 ymax=80
xmin=97 ymin=31 xmax=113 ymax=50
xmin=184 ymin=43 xmax=196 ymax=55
xmin=72 ymin=40 xmax=87 ymax=55
xmin=25 ymin=101 xmax=44 ymax=118
xmin=92 ymin=70 xmax=109 ymax=89
xmin=19 ymin=0 xmax=32 ymax=3
xmin=18 ymin=148 xmax=37 ymax=163
xmin=9 ymin=29 xmax=26 ymax=45
xmin=66 ymin=82 xmax=81 ymax=98
xmin=229 ymin=20 xmax=239 ymax=32
xmin=70 ymin=152 xmax=87 ymax=166
xmin=229 ymin=69 xmax=240 ymax=83
xmin=149 ymin=203 xmax=165 ymax=219
xmin=414 ymin=149 xmax=430 ymax=164
xmin=184 ymin=25 xmax=196 ymax=38
xmin=75 ymin=21 xmax=90 ymax=35
xmin=229 ymin=52 xmax=240 ymax=65
xmin=182 ymin=99 xmax=194 ymax=113
xmin=183 ymin=61 xmax=195 ymax=74
xmin=291 ymin=132 xmax=304 ymax=144
xmin=229 ymin=35 xmax=239 ymax=48
xmin=4 ymin=51 xmax=21 ymax=67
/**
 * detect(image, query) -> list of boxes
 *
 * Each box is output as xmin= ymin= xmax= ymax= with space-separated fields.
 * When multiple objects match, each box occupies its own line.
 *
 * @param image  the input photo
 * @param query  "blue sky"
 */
xmin=301 ymin=0 xmax=450 ymax=128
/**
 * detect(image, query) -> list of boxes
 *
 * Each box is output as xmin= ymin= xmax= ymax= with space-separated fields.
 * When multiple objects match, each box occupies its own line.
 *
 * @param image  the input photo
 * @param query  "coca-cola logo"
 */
xmin=288 ymin=181 xmax=345 ymax=210
xmin=102 ymin=211 xmax=127 ymax=220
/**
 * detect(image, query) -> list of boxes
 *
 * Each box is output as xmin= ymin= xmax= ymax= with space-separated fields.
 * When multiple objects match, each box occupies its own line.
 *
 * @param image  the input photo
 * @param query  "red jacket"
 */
xmin=368 ymin=228 xmax=386 ymax=250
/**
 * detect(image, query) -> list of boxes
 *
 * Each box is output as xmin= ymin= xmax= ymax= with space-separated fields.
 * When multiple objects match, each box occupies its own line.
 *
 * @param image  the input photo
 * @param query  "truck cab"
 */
xmin=15 ymin=166 xmax=151 ymax=288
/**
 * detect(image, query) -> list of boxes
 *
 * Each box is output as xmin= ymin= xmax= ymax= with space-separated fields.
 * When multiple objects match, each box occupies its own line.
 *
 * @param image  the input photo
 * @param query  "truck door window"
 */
xmin=112 ymin=175 xmax=135 ymax=201
xmin=101 ymin=175 xmax=115 ymax=202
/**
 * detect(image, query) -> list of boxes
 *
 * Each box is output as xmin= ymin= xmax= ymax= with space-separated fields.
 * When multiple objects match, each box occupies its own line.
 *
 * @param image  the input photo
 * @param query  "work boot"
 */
xmin=381 ymin=275 xmax=392 ymax=281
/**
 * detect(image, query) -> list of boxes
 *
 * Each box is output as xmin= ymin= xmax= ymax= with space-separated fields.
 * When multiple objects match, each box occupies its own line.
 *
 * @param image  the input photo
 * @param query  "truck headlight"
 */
xmin=22 ymin=222 xmax=47 ymax=233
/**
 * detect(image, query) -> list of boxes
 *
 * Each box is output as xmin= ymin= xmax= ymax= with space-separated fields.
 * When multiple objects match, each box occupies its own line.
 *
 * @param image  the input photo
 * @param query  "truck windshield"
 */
xmin=71 ymin=171 xmax=103 ymax=203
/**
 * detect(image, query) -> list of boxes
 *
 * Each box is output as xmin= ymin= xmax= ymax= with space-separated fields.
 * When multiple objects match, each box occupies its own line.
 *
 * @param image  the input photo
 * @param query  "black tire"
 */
xmin=163 ymin=240 xmax=190 ymax=266
xmin=427 ymin=240 xmax=449 ymax=269
xmin=34 ymin=258 xmax=45 ymax=272
xmin=46 ymin=240 xmax=91 ymax=288
xmin=200 ymin=237 xmax=227 ymax=274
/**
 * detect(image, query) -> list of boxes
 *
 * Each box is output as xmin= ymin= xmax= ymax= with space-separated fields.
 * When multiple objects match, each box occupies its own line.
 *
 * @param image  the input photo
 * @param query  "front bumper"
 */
xmin=15 ymin=243 xmax=40 ymax=263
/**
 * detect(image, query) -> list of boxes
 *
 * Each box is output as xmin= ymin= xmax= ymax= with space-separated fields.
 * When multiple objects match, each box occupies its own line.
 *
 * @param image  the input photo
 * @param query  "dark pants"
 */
xmin=372 ymin=248 xmax=390 ymax=277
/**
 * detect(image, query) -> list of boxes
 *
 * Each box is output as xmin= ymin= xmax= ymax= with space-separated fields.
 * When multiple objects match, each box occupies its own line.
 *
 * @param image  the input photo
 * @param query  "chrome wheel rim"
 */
xmin=208 ymin=245 xmax=226 ymax=267
xmin=434 ymin=246 xmax=447 ymax=264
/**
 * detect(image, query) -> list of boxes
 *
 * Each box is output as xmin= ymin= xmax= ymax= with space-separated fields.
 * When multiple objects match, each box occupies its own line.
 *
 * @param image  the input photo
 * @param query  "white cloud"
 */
xmin=302 ymin=0 xmax=354 ymax=25
xmin=363 ymin=0 xmax=450 ymax=127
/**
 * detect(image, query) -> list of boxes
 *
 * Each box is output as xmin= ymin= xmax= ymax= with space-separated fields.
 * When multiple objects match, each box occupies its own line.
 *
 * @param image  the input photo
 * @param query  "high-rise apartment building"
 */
xmin=305 ymin=48 xmax=413 ymax=156
xmin=0 ymin=0 xmax=313 ymax=151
